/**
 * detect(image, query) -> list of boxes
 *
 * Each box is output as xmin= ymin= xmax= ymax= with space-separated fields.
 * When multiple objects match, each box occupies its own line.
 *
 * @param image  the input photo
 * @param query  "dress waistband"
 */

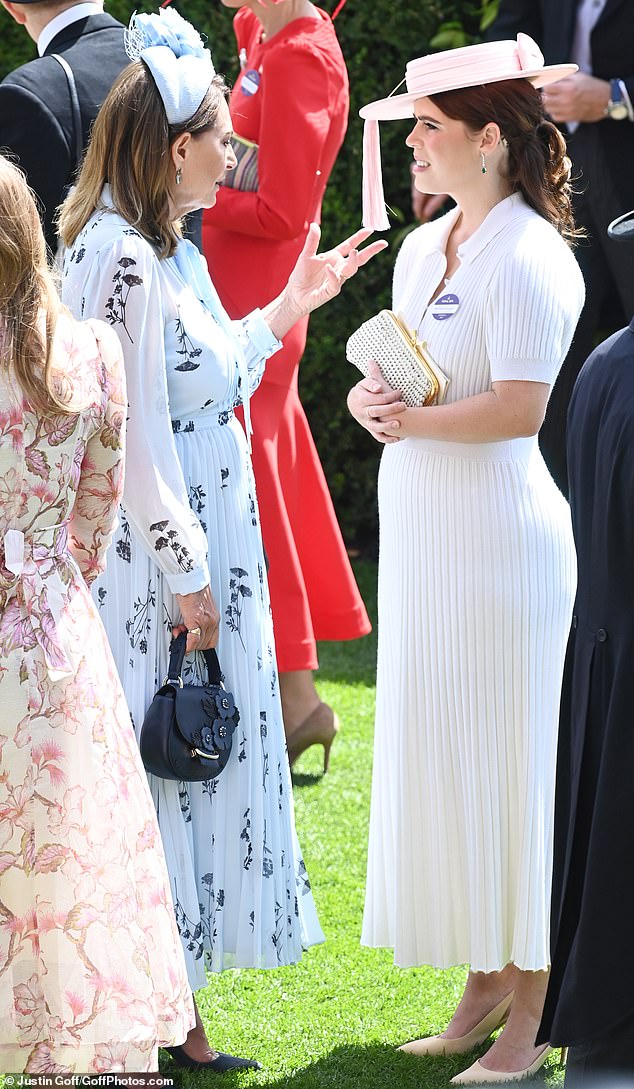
xmin=172 ymin=408 xmax=236 ymax=435
xmin=0 ymin=522 xmax=74 ymax=680
xmin=402 ymin=435 xmax=537 ymax=463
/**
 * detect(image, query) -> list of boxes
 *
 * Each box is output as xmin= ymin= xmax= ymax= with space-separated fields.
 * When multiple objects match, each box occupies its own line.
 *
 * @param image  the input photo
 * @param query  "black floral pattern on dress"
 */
xmin=201 ymin=775 xmax=219 ymax=800
xmin=174 ymin=315 xmax=203 ymax=371
xmin=272 ymin=900 xmax=284 ymax=963
xmin=68 ymin=244 xmax=86 ymax=266
xmin=105 ymin=257 xmax=143 ymax=343
xmin=189 ymin=484 xmax=207 ymax=533
xmin=200 ymin=873 xmax=225 ymax=954
xmin=217 ymin=411 xmax=231 ymax=426
xmin=278 ymin=760 xmax=284 ymax=814
xmin=115 ymin=512 xmax=131 ymax=563
xmin=150 ymin=519 xmax=194 ymax=573
xmin=178 ymin=783 xmax=192 ymax=823
xmin=241 ymin=807 xmax=252 ymax=871
xmin=262 ymin=820 xmax=273 ymax=879
xmin=220 ymin=467 xmax=229 ymax=490
xmin=174 ymin=883 xmax=204 ymax=960
xmin=225 ymin=567 xmax=252 ymax=650
xmin=125 ymin=582 xmax=156 ymax=654
xmin=297 ymin=859 xmax=312 ymax=895
xmin=260 ymin=711 xmax=269 ymax=793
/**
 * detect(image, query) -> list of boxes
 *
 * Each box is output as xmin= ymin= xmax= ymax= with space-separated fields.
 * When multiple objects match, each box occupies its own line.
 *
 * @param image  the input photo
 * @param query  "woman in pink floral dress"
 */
xmin=0 ymin=156 xmax=194 ymax=1074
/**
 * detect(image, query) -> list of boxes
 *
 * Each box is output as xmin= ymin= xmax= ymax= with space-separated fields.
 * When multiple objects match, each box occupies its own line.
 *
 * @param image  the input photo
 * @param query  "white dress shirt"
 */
xmin=37 ymin=2 xmax=103 ymax=56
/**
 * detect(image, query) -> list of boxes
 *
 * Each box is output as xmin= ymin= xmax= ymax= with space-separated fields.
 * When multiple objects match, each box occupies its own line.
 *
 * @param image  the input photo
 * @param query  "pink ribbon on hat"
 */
xmin=362 ymin=120 xmax=390 ymax=232
xmin=516 ymin=32 xmax=545 ymax=73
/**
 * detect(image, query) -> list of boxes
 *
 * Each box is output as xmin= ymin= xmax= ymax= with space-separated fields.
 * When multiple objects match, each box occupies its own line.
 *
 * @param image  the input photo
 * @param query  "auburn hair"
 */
xmin=429 ymin=79 xmax=580 ymax=242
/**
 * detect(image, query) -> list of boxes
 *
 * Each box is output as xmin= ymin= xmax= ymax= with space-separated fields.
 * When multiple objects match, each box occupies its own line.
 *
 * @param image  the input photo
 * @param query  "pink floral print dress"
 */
xmin=0 ymin=313 xmax=194 ymax=1074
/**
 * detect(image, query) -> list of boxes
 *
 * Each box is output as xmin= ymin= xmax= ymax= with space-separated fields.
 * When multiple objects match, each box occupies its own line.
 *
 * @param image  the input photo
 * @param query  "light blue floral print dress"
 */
xmin=62 ymin=189 xmax=324 ymax=990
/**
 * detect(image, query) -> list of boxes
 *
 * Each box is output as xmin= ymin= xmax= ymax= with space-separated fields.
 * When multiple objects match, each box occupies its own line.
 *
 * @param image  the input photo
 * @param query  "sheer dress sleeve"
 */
xmin=69 ymin=321 xmax=126 ymax=585
xmin=77 ymin=234 xmax=210 ymax=595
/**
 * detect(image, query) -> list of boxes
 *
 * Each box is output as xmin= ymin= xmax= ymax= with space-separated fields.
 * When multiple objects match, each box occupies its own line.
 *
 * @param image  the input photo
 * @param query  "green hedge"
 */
xmin=0 ymin=0 xmax=492 ymax=552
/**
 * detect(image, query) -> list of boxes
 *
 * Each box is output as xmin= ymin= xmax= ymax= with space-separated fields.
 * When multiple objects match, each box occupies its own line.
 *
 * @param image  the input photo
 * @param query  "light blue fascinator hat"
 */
xmin=125 ymin=8 xmax=215 ymax=125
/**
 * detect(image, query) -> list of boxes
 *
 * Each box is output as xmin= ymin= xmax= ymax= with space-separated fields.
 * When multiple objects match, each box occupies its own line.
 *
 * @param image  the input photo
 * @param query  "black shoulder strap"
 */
xmin=50 ymin=53 xmax=83 ymax=169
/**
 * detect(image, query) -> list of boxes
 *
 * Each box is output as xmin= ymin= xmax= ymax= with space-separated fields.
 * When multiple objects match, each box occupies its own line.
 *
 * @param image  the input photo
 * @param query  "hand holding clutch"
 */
xmin=346 ymin=310 xmax=450 ymax=407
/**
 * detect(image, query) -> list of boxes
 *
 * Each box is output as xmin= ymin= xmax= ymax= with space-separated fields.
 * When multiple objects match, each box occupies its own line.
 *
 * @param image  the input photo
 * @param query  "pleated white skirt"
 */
xmin=95 ymin=414 xmax=324 ymax=990
xmin=362 ymin=436 xmax=575 ymax=972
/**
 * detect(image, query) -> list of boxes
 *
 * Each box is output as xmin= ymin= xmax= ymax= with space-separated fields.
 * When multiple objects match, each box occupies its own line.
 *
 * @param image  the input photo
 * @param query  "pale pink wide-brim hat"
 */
xmin=360 ymin=33 xmax=577 ymax=230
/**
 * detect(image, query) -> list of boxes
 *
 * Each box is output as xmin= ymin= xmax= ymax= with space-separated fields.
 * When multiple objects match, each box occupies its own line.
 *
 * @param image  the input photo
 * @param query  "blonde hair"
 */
xmin=59 ymin=62 xmax=228 ymax=259
xmin=0 ymin=156 xmax=70 ymax=415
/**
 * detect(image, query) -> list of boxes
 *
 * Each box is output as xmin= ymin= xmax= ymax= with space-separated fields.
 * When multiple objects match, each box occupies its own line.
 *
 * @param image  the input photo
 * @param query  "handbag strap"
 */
xmin=50 ymin=53 xmax=83 ymax=170
xmin=166 ymin=631 xmax=222 ymax=687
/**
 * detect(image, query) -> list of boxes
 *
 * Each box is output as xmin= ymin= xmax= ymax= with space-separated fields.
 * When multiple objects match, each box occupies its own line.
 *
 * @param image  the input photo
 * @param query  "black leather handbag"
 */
xmin=140 ymin=632 xmax=239 ymax=782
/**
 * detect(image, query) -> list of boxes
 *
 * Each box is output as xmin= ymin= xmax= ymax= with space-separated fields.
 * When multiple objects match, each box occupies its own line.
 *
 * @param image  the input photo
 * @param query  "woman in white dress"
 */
xmin=348 ymin=37 xmax=585 ymax=1085
xmin=59 ymin=8 xmax=384 ymax=1072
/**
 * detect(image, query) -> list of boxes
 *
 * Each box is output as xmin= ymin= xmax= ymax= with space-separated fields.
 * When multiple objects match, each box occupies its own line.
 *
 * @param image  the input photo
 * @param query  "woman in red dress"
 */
xmin=203 ymin=0 xmax=370 ymax=769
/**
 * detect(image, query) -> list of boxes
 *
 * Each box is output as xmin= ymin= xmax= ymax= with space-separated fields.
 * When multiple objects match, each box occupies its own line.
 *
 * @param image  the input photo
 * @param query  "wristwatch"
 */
xmin=606 ymin=79 xmax=629 ymax=121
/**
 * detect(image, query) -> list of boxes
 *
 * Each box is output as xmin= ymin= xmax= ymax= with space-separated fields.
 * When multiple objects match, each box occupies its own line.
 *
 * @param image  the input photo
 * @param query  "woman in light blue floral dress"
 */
xmin=59 ymin=8 xmax=384 ymax=1069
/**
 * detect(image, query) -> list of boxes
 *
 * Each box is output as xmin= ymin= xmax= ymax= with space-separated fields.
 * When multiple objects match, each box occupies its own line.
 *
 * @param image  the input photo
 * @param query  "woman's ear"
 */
xmin=170 ymin=132 xmax=192 ymax=171
xmin=480 ymin=125 xmax=502 ymax=153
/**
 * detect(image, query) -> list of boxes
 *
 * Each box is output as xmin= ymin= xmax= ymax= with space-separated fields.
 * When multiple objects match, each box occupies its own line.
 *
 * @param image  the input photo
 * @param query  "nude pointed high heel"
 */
xmin=286 ymin=701 xmax=340 ymax=773
xmin=398 ymin=993 xmax=514 ymax=1058
xmin=450 ymin=1044 xmax=565 ymax=1084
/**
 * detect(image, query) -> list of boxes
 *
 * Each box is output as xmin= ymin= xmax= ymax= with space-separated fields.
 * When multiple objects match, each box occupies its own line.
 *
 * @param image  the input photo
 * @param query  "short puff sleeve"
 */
xmin=485 ymin=235 xmax=585 ymax=386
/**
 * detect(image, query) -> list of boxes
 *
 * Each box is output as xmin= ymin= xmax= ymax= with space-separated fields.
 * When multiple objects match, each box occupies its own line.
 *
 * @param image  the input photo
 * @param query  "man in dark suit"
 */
xmin=0 ymin=0 xmax=128 ymax=252
xmin=536 ymin=208 xmax=634 ymax=1087
xmin=488 ymin=0 xmax=634 ymax=497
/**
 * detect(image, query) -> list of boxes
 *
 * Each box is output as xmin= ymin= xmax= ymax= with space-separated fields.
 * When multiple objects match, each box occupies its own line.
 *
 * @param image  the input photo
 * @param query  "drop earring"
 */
xmin=480 ymin=152 xmax=487 ymax=175
xmin=176 ymin=167 xmax=183 ymax=185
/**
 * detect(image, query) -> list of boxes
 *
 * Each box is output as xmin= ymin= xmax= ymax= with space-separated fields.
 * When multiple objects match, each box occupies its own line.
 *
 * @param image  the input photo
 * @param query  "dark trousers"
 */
xmin=539 ymin=125 xmax=634 ymax=498
xmin=565 ymin=1008 xmax=634 ymax=1087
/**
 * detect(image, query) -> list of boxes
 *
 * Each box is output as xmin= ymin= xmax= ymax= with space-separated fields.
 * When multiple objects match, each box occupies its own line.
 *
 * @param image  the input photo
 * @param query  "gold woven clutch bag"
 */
xmin=346 ymin=309 xmax=450 ymax=407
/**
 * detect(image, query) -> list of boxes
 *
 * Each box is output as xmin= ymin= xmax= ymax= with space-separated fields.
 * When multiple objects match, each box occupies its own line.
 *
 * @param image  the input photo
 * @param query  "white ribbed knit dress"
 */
xmin=361 ymin=194 xmax=585 ymax=972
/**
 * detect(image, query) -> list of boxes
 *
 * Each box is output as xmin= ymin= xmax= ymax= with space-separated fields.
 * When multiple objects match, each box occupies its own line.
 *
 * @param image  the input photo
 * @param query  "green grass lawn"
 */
xmin=163 ymin=560 xmax=565 ymax=1089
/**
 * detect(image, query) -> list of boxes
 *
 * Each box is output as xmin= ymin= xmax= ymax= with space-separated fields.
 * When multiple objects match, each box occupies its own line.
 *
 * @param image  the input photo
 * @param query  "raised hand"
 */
xmin=286 ymin=223 xmax=388 ymax=316
xmin=263 ymin=224 xmax=388 ymax=340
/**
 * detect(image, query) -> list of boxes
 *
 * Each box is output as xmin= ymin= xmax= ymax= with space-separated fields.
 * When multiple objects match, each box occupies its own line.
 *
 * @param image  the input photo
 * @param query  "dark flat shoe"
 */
xmin=165 ymin=1044 xmax=261 ymax=1072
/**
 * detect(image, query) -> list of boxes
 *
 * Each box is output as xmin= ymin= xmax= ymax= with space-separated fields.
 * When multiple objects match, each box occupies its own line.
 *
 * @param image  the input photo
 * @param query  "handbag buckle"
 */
xmin=191 ymin=747 xmax=220 ymax=761
xmin=163 ymin=674 xmax=184 ymax=688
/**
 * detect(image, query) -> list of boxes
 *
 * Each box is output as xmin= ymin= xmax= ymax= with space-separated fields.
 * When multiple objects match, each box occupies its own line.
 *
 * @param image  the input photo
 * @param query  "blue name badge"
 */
xmin=431 ymin=292 xmax=460 ymax=320
xmin=241 ymin=69 xmax=261 ymax=96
